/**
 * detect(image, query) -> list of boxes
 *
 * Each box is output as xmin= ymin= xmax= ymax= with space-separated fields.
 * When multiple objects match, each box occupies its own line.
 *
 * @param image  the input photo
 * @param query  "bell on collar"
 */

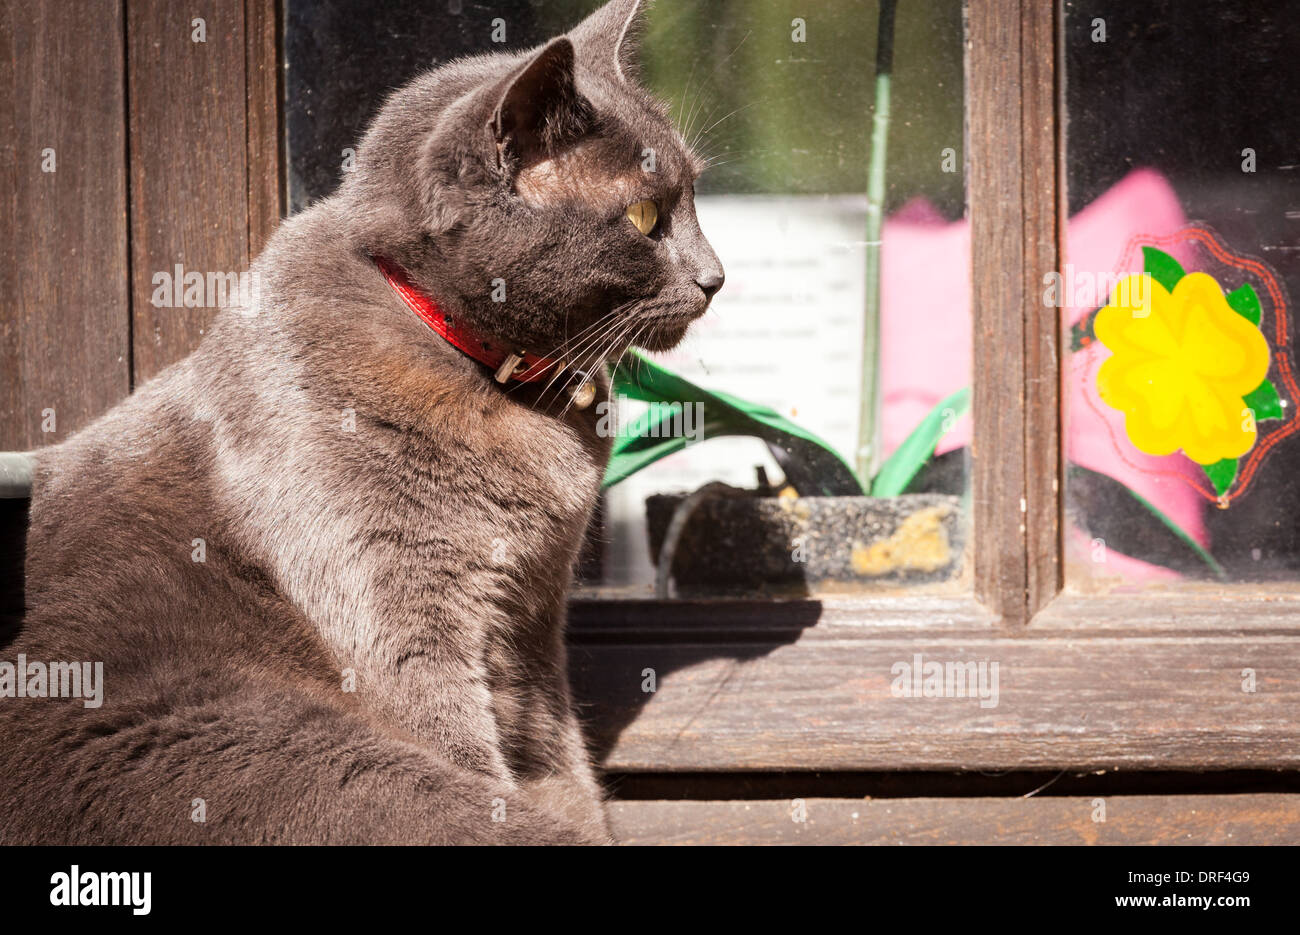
xmin=567 ymin=371 xmax=597 ymax=410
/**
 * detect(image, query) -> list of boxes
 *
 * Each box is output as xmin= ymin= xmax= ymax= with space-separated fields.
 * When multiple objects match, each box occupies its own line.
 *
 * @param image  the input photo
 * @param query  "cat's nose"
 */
xmin=696 ymin=271 xmax=725 ymax=301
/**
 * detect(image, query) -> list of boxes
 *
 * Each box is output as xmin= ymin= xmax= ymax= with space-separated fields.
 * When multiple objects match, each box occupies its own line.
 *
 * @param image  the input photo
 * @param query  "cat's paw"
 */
xmin=521 ymin=775 xmax=613 ymax=845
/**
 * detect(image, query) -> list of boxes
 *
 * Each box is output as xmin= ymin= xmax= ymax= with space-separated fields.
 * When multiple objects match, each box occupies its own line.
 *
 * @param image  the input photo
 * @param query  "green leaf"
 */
xmin=1226 ymin=283 xmax=1262 ymax=326
xmin=1142 ymin=246 xmax=1185 ymax=293
xmin=870 ymin=387 xmax=970 ymax=497
xmin=1203 ymin=458 xmax=1238 ymax=497
xmin=1069 ymin=464 xmax=1226 ymax=580
xmin=1069 ymin=310 xmax=1098 ymax=352
xmin=1243 ymin=378 xmax=1283 ymax=421
xmin=602 ymin=352 xmax=865 ymax=496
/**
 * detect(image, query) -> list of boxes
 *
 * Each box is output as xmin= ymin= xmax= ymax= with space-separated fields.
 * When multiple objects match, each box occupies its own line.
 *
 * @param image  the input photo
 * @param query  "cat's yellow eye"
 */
xmin=626 ymin=200 xmax=658 ymax=236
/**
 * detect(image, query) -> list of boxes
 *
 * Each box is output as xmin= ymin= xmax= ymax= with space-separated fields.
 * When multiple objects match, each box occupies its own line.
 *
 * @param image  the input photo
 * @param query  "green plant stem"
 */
xmin=856 ymin=0 xmax=897 ymax=486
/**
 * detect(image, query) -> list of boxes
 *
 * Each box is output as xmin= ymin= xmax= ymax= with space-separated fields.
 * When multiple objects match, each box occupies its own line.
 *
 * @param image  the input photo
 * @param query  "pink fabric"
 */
xmin=880 ymin=198 xmax=973 ymax=458
xmin=881 ymin=168 xmax=1208 ymax=578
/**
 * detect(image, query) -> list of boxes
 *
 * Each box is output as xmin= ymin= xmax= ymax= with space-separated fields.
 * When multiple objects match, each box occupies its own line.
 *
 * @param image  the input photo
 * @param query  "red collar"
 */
xmin=375 ymin=256 xmax=563 ymax=384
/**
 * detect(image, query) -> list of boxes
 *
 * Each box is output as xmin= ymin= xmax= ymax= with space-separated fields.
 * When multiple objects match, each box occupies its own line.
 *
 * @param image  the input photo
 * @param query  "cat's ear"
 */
xmin=569 ymin=0 xmax=649 ymax=83
xmin=491 ymin=37 xmax=590 ymax=168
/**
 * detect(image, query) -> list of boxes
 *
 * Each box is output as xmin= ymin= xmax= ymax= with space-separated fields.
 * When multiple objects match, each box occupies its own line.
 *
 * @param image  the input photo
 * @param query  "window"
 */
xmin=1062 ymin=0 xmax=1300 ymax=589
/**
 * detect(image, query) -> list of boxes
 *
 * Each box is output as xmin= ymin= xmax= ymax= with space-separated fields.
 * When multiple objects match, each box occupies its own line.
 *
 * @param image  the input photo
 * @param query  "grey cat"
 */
xmin=0 ymin=0 xmax=722 ymax=845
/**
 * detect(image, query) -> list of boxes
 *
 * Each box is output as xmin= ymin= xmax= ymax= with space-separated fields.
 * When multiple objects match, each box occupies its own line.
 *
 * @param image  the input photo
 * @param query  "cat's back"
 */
xmin=1 ymin=351 xmax=346 ymax=841
xmin=22 ymin=336 xmax=338 ymax=666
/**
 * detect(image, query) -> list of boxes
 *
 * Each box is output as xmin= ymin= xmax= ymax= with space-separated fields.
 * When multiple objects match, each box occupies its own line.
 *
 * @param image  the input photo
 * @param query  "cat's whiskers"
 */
xmin=690 ymin=102 xmax=758 ymax=153
xmin=632 ymin=324 xmax=653 ymax=383
xmin=699 ymin=156 xmax=744 ymax=172
xmin=530 ymin=304 xmax=639 ymax=407
xmin=610 ymin=320 xmax=652 ymax=395
xmin=674 ymin=58 xmax=701 ymax=142
xmin=540 ymin=303 xmax=626 ymax=362
xmin=680 ymin=85 xmax=709 ymax=153
xmin=558 ymin=313 xmax=644 ymax=419
xmin=501 ymin=304 xmax=628 ymax=407
xmin=544 ymin=296 xmax=634 ymax=374
xmin=511 ymin=299 xmax=644 ymax=413
xmin=692 ymin=132 xmax=754 ymax=164
xmin=579 ymin=313 xmax=637 ymax=378
xmin=679 ymin=29 xmax=752 ymax=150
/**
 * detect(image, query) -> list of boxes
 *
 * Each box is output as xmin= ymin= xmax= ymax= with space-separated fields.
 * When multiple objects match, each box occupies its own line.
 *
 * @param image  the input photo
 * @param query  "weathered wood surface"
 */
xmin=127 ymin=0 xmax=250 ymax=383
xmin=4 ymin=1 xmax=274 ymax=442
xmin=569 ymin=616 xmax=1300 ymax=771
xmin=1021 ymin=0 xmax=1063 ymax=618
xmin=609 ymin=794 xmax=1300 ymax=845
xmin=0 ymin=0 xmax=131 ymax=450
xmin=968 ymin=0 xmax=1030 ymax=626
xmin=1036 ymin=591 xmax=1300 ymax=632
xmin=244 ymin=0 xmax=281 ymax=255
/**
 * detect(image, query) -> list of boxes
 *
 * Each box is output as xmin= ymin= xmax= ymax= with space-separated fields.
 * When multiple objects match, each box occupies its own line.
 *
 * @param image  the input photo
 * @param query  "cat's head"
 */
xmin=343 ymin=0 xmax=723 ymax=366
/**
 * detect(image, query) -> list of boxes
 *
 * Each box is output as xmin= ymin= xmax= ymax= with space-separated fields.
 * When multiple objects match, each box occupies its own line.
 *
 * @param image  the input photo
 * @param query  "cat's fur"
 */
xmin=0 ymin=0 xmax=721 ymax=845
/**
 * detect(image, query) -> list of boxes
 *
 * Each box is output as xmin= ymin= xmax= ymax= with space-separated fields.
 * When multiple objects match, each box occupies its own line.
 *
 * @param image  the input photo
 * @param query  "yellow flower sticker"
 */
xmin=1095 ymin=271 xmax=1271 ymax=465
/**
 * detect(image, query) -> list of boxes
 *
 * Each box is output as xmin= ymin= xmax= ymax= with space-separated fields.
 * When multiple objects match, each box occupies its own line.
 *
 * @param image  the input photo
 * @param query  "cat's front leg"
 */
xmin=520 ymin=773 xmax=613 ymax=844
xmin=496 ymin=649 xmax=611 ymax=836
xmin=356 ymin=631 xmax=517 ymax=781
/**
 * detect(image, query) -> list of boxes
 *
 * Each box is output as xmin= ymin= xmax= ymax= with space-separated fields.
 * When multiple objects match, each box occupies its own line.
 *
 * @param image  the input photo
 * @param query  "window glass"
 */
xmin=1062 ymin=0 xmax=1300 ymax=588
xmin=285 ymin=0 xmax=970 ymax=597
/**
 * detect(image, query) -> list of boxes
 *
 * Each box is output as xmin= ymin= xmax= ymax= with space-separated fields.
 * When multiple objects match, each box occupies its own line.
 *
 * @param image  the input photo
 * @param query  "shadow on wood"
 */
xmin=566 ymin=598 xmax=822 ymax=766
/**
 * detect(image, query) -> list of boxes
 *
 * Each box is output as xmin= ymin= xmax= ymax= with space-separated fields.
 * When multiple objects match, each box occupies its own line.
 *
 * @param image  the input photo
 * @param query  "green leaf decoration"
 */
xmin=1069 ymin=311 xmax=1098 ymax=352
xmin=870 ymin=387 xmax=970 ymax=497
xmin=1226 ymin=282 xmax=1262 ymax=326
xmin=1203 ymin=458 xmax=1238 ymax=498
xmin=1243 ymin=378 xmax=1283 ymax=422
xmin=602 ymin=352 xmax=864 ymax=496
xmin=1142 ymin=246 xmax=1185 ymax=293
xmin=1069 ymin=464 xmax=1226 ymax=580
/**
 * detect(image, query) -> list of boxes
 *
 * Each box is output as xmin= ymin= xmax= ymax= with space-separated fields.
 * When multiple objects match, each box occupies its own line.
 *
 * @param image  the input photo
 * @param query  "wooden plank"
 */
xmin=0 ymin=0 xmax=130 ymax=449
xmin=1022 ymin=0 xmax=1063 ymax=618
xmin=609 ymin=794 xmax=1300 ymax=845
xmin=127 ymin=0 xmax=248 ymax=384
xmin=1036 ymin=591 xmax=1300 ymax=632
xmin=244 ymin=0 xmax=281 ymax=255
xmin=569 ymin=594 xmax=997 ymax=639
xmin=968 ymin=0 xmax=1029 ymax=625
xmin=606 ymin=767 xmax=1300 ymax=800
xmin=569 ymin=632 xmax=1300 ymax=771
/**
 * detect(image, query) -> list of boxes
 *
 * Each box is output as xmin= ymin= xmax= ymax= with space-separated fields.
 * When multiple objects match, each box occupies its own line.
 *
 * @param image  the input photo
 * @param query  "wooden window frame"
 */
xmin=565 ymin=0 xmax=1300 ymax=776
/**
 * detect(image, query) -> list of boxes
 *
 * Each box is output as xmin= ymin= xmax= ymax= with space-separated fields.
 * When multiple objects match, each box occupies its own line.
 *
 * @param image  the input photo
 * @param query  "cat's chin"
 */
xmin=635 ymin=316 xmax=697 ymax=352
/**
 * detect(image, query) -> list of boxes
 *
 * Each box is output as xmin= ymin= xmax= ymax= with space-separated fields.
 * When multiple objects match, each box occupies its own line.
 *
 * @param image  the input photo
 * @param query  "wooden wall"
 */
xmin=0 ymin=0 xmax=280 ymax=450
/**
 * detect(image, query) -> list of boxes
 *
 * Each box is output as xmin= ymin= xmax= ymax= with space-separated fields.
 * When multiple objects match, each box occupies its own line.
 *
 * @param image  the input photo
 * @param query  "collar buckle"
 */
xmin=494 ymin=352 xmax=527 ymax=384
